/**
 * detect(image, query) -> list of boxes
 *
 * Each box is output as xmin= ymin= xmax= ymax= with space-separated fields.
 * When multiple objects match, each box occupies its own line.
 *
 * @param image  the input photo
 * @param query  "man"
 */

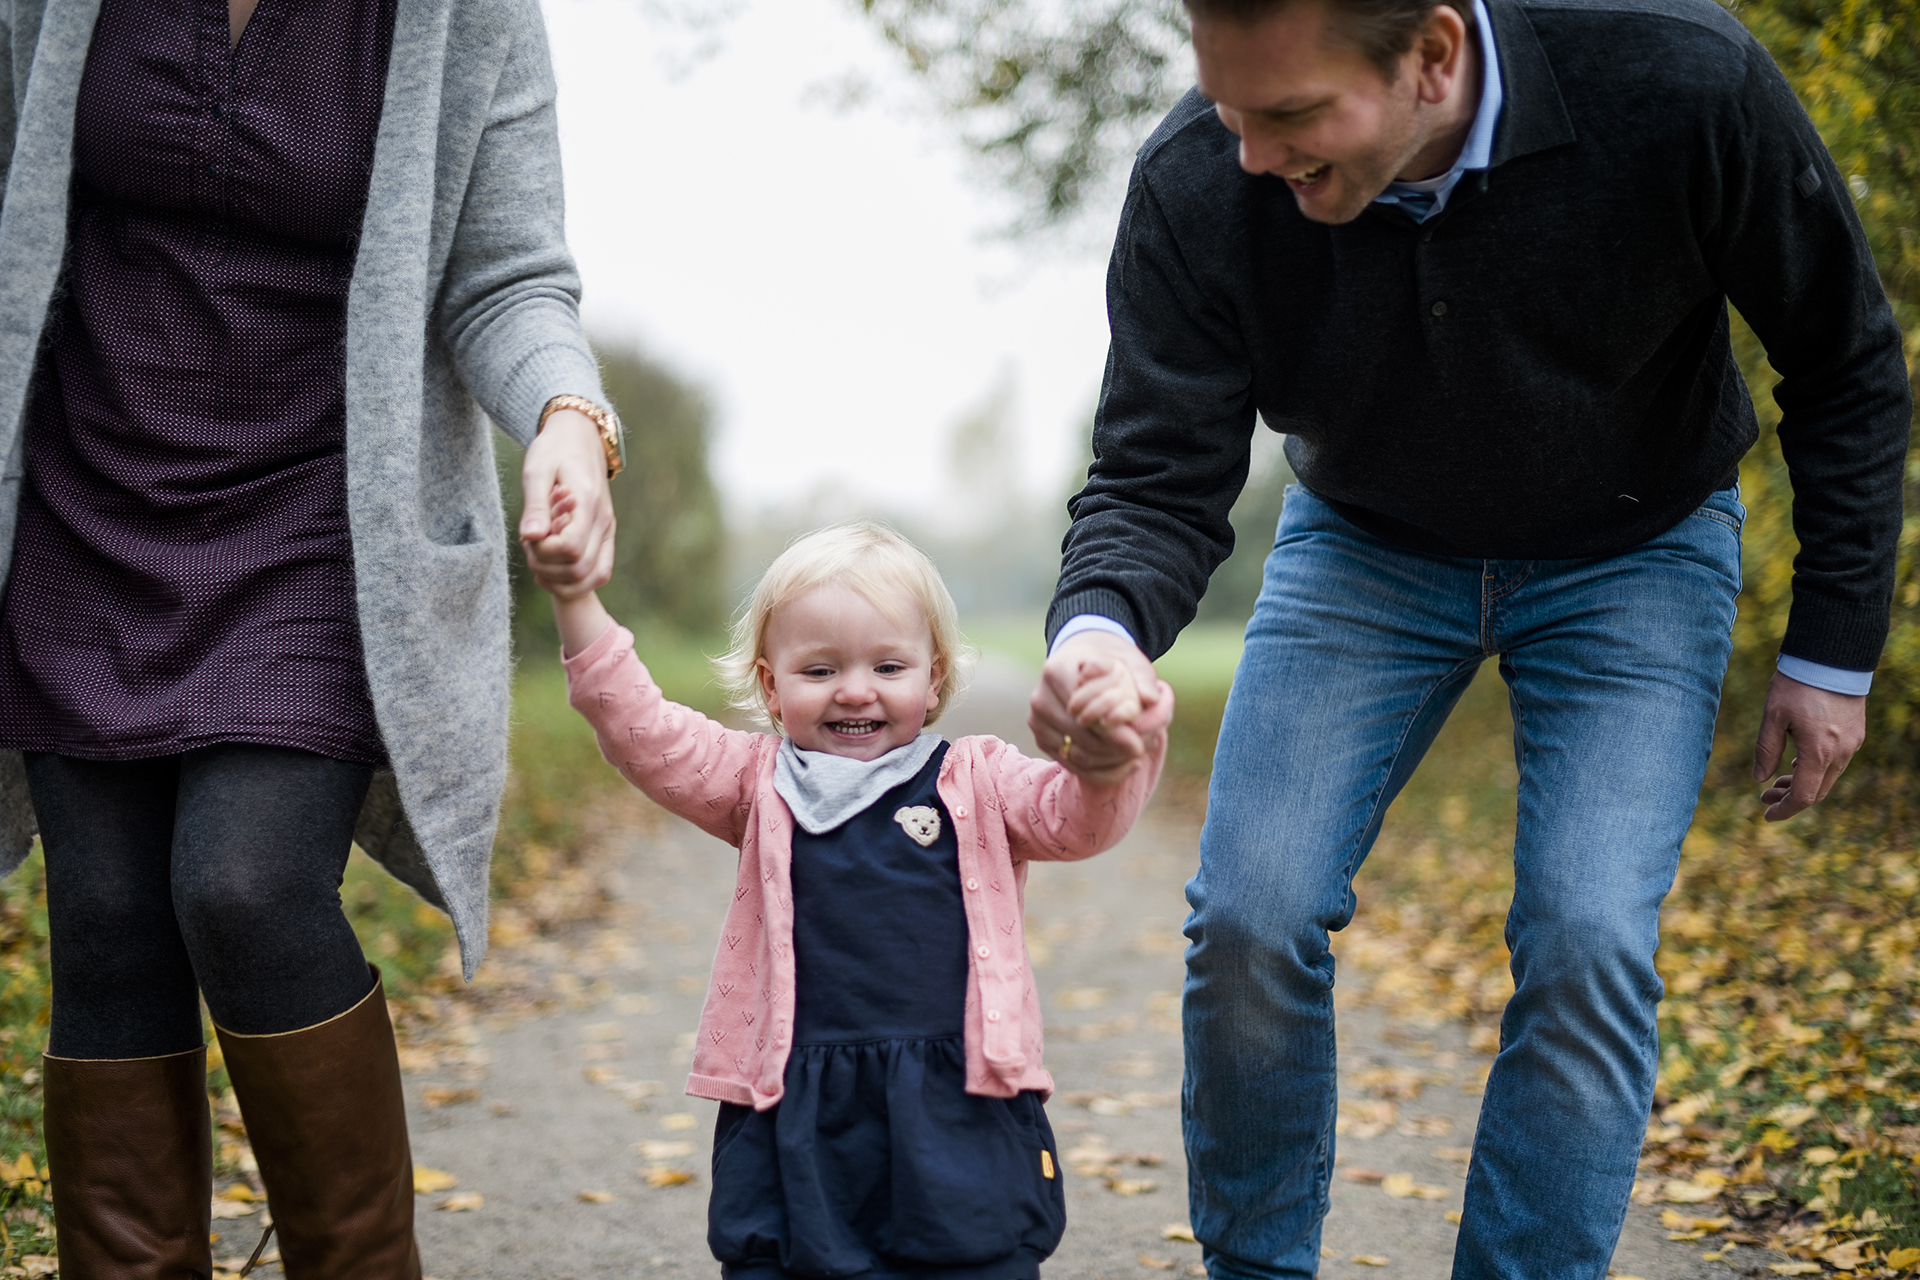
xmin=1026 ymin=0 xmax=1910 ymax=1274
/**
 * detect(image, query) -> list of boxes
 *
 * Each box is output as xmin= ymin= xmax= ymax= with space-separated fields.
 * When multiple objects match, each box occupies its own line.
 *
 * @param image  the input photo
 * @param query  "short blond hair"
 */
xmin=715 ymin=521 xmax=974 ymax=730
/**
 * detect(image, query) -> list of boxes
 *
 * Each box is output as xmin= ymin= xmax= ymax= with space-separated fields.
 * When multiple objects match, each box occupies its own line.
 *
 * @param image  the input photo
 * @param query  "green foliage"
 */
xmin=853 ymin=0 xmax=1188 ymax=228
xmin=503 ymin=341 xmax=727 ymax=654
xmin=0 ymin=852 xmax=52 ymax=1256
xmin=1732 ymin=0 xmax=1920 ymax=319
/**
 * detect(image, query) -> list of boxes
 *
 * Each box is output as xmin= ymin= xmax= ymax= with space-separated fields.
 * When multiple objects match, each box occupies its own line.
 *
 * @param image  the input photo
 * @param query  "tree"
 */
xmin=854 ymin=0 xmax=1188 ymax=229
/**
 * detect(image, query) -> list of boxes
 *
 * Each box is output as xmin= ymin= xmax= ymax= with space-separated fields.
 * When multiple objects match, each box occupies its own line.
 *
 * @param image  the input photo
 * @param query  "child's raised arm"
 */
xmin=560 ymin=622 xmax=769 ymax=848
xmin=526 ymin=486 xmax=768 ymax=847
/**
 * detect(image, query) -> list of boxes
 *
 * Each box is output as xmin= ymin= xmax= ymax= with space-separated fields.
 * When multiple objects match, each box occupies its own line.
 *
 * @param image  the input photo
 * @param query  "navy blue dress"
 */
xmin=709 ymin=743 xmax=1066 ymax=1280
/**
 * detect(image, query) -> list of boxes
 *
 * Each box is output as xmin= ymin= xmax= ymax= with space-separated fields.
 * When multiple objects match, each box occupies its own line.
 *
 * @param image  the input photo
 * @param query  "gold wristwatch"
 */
xmin=539 ymin=394 xmax=626 ymax=479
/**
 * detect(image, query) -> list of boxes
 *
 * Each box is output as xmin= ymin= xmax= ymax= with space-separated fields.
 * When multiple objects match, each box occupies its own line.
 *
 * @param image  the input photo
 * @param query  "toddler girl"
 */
xmin=540 ymin=518 xmax=1169 ymax=1280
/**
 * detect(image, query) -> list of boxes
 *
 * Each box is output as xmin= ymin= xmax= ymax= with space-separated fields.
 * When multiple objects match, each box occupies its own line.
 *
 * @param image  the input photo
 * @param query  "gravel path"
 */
xmin=396 ymin=661 xmax=1738 ymax=1280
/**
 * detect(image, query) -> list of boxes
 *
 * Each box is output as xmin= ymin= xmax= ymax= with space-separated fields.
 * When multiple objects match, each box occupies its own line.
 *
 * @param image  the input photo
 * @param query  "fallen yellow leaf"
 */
xmin=414 ymin=1168 xmax=459 ymax=1194
xmin=582 ymin=1021 xmax=625 ymax=1041
xmin=1767 ymin=1265 xmax=1821 ymax=1276
xmin=1660 ymin=1093 xmax=1713 ymax=1125
xmin=1660 ymin=1180 xmax=1722 ymax=1204
xmin=1380 ymin=1173 xmax=1450 ymax=1201
xmin=1341 ymin=1167 xmax=1388 ymax=1184
xmin=1802 ymin=1146 xmax=1840 ymax=1166
xmin=421 ymin=1086 xmax=480 ymax=1110
xmin=578 ymin=1190 xmax=615 ymax=1203
xmin=1138 ymin=1254 xmax=1175 ymax=1269
xmin=660 ymin=1113 xmax=700 ymax=1131
xmin=1351 ymin=1255 xmax=1390 ymax=1267
xmin=646 ymin=1166 xmax=697 ymax=1188
xmin=1884 ymin=1246 xmax=1920 ymax=1271
xmin=1444 ymin=1210 xmax=1462 ymax=1224
xmin=1161 ymin=1225 xmax=1197 ymax=1243
xmin=438 ymin=1192 xmax=483 ymax=1211
xmin=1109 ymin=1177 xmax=1158 ymax=1196
xmin=1659 ymin=1210 xmax=1731 ymax=1232
xmin=1820 ymin=1242 xmax=1868 ymax=1271
xmin=635 ymin=1140 xmax=697 ymax=1160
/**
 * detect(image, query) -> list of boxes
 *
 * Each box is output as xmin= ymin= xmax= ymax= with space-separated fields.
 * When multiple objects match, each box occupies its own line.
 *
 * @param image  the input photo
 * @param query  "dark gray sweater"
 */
xmin=1048 ymin=0 xmax=1910 ymax=673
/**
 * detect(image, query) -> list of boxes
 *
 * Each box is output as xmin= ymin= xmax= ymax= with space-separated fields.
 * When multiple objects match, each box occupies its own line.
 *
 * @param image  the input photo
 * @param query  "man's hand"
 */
xmin=1753 ymin=669 xmax=1867 ymax=821
xmin=520 ymin=408 xmax=615 ymax=600
xmin=1030 ymin=630 xmax=1170 ymax=783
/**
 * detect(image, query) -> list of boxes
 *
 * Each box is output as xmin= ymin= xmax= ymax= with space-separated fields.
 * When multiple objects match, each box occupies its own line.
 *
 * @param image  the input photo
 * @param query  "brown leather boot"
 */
xmin=41 ymin=1046 xmax=215 ymax=1280
xmin=214 ymin=968 xmax=421 ymax=1280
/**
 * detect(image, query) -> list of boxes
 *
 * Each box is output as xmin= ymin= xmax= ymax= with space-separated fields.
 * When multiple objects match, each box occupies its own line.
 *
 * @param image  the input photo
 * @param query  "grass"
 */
xmin=0 ymin=623 xmax=729 ymax=1263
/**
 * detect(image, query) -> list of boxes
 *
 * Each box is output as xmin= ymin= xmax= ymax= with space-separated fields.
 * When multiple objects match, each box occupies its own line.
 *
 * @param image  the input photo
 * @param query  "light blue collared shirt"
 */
xmin=1056 ymin=0 xmax=1871 ymax=695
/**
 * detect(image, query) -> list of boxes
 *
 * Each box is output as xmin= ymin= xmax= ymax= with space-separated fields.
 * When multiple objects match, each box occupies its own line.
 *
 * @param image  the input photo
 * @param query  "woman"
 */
xmin=0 ymin=0 xmax=619 ymax=1273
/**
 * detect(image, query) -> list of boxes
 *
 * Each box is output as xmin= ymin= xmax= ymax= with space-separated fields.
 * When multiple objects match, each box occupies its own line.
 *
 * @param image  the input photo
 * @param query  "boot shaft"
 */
xmin=42 ymin=1047 xmax=215 ymax=1280
xmin=215 ymin=967 xmax=421 ymax=1280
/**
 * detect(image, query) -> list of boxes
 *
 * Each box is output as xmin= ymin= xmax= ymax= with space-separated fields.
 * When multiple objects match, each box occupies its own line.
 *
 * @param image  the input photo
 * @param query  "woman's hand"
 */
xmin=520 ymin=407 xmax=616 ymax=598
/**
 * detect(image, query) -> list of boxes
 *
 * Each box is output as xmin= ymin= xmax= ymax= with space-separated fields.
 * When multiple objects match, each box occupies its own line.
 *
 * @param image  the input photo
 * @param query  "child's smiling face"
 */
xmin=757 ymin=583 xmax=942 ymax=760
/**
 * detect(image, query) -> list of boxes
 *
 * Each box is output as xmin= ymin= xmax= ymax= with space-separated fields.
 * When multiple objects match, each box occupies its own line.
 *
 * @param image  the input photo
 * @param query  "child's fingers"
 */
xmin=1072 ymin=684 xmax=1143 ymax=730
xmin=1067 ymin=667 xmax=1143 ymax=725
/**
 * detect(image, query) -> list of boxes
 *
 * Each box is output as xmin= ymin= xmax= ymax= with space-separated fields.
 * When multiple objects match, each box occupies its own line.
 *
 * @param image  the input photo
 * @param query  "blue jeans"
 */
xmin=1183 ymin=485 xmax=1743 ymax=1280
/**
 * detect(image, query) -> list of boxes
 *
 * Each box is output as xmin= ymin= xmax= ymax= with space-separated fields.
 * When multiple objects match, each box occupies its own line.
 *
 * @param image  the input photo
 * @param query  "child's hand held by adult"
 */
xmin=1029 ymin=630 xmax=1163 ymax=771
xmin=520 ymin=406 xmax=616 ymax=597
xmin=1065 ymin=655 xmax=1144 ymax=730
xmin=522 ymin=482 xmax=616 ymax=657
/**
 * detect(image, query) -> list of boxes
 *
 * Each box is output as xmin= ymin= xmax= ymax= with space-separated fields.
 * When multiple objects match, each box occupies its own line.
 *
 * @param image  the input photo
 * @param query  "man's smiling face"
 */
xmin=1194 ymin=0 xmax=1460 ymax=224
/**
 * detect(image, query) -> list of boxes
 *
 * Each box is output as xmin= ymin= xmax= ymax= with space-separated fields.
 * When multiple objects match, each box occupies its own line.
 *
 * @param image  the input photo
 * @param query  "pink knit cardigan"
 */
xmin=563 ymin=624 xmax=1168 ymax=1111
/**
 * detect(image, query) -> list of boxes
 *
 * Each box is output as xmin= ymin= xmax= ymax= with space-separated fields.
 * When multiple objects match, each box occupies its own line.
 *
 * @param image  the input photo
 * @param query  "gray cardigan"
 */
xmin=0 ymin=0 xmax=608 ymax=978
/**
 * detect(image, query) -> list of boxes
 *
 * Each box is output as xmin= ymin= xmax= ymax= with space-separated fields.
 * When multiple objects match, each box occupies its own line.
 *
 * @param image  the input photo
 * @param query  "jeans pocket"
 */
xmin=1687 ymin=487 xmax=1746 ymax=534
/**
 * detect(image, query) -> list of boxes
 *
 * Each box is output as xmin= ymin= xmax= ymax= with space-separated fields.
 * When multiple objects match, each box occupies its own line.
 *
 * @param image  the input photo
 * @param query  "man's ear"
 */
xmin=1413 ymin=3 xmax=1471 ymax=104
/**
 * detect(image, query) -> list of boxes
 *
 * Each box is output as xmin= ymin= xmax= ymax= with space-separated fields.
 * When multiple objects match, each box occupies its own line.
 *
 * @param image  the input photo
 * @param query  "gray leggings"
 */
xmin=27 ymin=744 xmax=376 ymax=1059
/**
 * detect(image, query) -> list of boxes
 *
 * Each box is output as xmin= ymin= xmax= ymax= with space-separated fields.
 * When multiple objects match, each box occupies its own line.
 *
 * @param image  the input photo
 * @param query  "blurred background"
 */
xmin=5 ymin=0 xmax=1920 ymax=1268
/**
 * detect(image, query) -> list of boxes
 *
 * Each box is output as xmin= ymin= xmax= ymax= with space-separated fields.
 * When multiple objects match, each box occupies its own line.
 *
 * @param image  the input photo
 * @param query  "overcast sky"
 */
xmin=541 ymin=0 xmax=1134 ymax=524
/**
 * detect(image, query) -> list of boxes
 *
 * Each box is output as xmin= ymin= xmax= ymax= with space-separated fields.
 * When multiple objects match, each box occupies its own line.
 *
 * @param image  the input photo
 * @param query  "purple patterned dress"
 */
xmin=0 ymin=0 xmax=397 ymax=765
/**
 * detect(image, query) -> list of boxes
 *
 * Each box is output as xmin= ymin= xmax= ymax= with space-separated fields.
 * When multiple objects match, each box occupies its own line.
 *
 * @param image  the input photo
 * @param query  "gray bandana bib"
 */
xmin=773 ymin=732 xmax=944 ymax=835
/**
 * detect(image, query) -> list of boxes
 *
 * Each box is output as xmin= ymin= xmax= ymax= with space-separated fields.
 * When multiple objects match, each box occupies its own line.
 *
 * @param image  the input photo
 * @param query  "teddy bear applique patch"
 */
xmin=893 ymin=805 xmax=941 ymax=847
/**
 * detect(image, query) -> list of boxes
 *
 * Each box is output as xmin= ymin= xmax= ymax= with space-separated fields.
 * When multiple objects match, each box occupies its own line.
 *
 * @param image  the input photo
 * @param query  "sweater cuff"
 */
xmin=492 ymin=342 xmax=608 ymax=447
xmin=1780 ymin=595 xmax=1891 ymax=675
xmin=1045 ymin=589 xmax=1147 ymax=655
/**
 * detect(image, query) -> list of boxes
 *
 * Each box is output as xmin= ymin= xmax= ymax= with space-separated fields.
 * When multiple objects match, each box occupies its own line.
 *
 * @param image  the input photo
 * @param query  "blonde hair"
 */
xmin=715 ymin=521 xmax=975 ymax=730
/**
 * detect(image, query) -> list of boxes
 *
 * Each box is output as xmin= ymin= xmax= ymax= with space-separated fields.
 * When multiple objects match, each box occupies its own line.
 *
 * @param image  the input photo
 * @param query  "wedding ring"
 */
xmin=1058 ymin=734 xmax=1073 ymax=763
